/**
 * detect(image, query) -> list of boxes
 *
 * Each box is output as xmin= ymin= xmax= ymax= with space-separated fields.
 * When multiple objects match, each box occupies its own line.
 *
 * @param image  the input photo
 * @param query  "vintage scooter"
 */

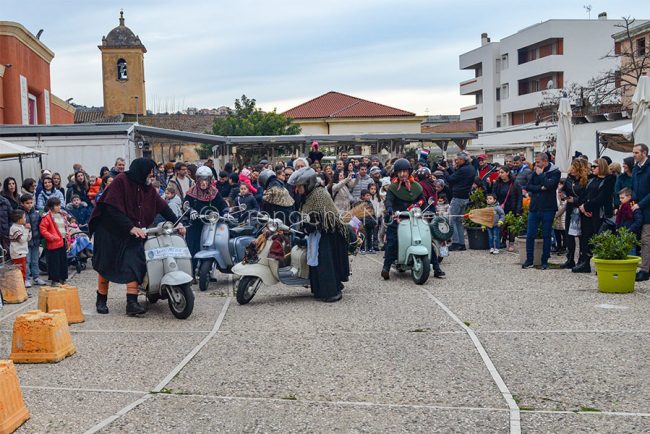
xmin=392 ymin=198 xmax=435 ymax=284
xmin=142 ymin=203 xmax=194 ymax=319
xmin=232 ymin=215 xmax=310 ymax=305
xmin=194 ymin=204 xmax=260 ymax=291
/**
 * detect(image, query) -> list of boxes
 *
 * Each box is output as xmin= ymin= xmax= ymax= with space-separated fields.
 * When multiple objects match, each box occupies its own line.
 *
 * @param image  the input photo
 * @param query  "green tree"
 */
xmin=199 ymin=95 xmax=300 ymax=160
xmin=211 ymin=95 xmax=301 ymax=136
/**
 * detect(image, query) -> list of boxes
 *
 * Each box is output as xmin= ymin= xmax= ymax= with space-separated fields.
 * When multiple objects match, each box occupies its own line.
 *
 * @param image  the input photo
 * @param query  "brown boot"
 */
xmin=381 ymin=269 xmax=390 ymax=280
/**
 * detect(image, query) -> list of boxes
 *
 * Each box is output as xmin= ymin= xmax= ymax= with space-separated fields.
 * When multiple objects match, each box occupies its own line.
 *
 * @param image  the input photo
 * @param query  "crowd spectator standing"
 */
xmin=168 ymin=162 xmax=195 ymax=198
xmin=632 ymin=143 xmax=650 ymax=282
xmin=446 ymin=152 xmax=476 ymax=251
xmin=522 ymin=152 xmax=561 ymax=270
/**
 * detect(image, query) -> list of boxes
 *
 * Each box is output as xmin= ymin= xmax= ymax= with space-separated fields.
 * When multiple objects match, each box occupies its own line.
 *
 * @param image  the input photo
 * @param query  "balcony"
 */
xmin=459 ymin=76 xmax=483 ymax=95
xmin=460 ymin=103 xmax=483 ymax=120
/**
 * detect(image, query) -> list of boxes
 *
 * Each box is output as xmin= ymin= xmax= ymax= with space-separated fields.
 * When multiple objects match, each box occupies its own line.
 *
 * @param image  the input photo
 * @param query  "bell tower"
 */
xmin=99 ymin=10 xmax=146 ymax=117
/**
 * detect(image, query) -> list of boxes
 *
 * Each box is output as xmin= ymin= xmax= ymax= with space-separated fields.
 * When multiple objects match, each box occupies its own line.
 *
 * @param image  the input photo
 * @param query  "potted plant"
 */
xmin=504 ymin=207 xmax=544 ymax=266
xmin=464 ymin=188 xmax=489 ymax=250
xmin=590 ymin=228 xmax=641 ymax=293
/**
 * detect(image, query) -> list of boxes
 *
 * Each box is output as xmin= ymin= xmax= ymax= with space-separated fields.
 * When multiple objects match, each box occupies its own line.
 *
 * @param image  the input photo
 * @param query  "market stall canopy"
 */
xmin=598 ymin=123 xmax=633 ymax=153
xmin=0 ymin=139 xmax=46 ymax=158
xmin=632 ymin=75 xmax=650 ymax=146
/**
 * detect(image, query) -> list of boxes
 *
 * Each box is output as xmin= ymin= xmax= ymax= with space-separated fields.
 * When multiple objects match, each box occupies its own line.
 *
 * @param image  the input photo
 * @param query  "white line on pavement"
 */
xmin=0 ymin=299 xmax=36 ymax=323
xmin=362 ymin=254 xmax=521 ymax=434
xmin=22 ymin=385 xmax=147 ymax=394
xmin=83 ymin=297 xmax=232 ymax=434
xmin=420 ymin=288 xmax=522 ymax=434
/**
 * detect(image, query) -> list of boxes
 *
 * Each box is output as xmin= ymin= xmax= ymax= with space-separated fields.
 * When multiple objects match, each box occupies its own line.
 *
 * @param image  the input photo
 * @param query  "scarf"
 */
xmin=395 ymin=175 xmax=416 ymax=191
xmin=262 ymin=186 xmax=294 ymax=207
xmin=186 ymin=183 xmax=218 ymax=202
xmin=388 ymin=179 xmax=423 ymax=202
xmin=301 ymin=185 xmax=348 ymax=239
xmin=615 ymin=202 xmax=634 ymax=226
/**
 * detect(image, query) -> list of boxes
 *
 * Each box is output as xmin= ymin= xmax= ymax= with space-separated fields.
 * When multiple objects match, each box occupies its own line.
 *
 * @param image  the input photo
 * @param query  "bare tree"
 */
xmin=540 ymin=16 xmax=649 ymax=114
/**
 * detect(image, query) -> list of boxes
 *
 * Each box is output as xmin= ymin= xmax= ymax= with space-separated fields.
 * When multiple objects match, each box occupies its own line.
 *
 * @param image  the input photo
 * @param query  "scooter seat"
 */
xmin=230 ymin=226 xmax=256 ymax=236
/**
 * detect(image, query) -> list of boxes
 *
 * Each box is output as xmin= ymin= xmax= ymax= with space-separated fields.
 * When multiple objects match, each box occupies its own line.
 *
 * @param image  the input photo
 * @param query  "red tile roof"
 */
xmin=283 ymin=91 xmax=416 ymax=119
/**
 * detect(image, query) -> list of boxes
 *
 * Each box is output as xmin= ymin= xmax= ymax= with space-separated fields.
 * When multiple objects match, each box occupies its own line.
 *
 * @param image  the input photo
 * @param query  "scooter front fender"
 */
xmin=161 ymin=270 xmax=193 ymax=287
xmin=406 ymin=245 xmax=430 ymax=260
xmin=232 ymin=262 xmax=279 ymax=286
xmin=194 ymin=250 xmax=219 ymax=260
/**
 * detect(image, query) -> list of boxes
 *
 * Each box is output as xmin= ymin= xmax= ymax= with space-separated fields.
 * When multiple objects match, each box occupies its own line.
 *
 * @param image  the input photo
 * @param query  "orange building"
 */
xmin=0 ymin=21 xmax=74 ymax=125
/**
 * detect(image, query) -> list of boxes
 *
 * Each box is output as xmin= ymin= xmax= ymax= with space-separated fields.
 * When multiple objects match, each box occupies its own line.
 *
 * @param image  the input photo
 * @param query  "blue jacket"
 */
xmin=446 ymin=162 xmax=476 ymax=200
xmin=632 ymin=159 xmax=650 ymax=224
xmin=525 ymin=163 xmax=561 ymax=212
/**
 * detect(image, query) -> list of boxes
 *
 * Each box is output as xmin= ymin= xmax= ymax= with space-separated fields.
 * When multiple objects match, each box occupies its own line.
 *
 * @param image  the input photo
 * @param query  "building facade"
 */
xmin=0 ymin=21 xmax=74 ymax=125
xmin=459 ymin=16 xmax=624 ymax=131
xmin=99 ymin=11 xmax=147 ymax=117
xmin=283 ymin=91 xmax=424 ymax=135
xmin=613 ymin=20 xmax=650 ymax=109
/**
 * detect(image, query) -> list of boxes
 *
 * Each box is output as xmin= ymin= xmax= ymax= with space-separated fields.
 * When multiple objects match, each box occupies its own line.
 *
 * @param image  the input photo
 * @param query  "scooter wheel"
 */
xmin=198 ymin=259 xmax=214 ymax=292
xmin=411 ymin=255 xmax=430 ymax=285
xmin=236 ymin=276 xmax=261 ymax=305
xmin=167 ymin=283 xmax=195 ymax=319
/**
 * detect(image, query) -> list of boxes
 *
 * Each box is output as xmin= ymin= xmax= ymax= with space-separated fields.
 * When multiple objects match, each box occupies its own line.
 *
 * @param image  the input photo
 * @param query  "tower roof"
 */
xmin=100 ymin=10 xmax=146 ymax=52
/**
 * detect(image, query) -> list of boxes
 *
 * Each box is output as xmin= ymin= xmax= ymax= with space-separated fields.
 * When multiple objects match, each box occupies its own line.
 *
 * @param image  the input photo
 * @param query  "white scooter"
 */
xmin=232 ymin=215 xmax=309 ymax=305
xmin=142 ymin=203 xmax=194 ymax=319
xmin=392 ymin=198 xmax=436 ymax=284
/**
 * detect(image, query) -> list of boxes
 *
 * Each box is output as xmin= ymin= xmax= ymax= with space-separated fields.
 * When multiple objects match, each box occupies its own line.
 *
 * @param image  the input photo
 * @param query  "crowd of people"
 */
xmin=1 ymin=140 xmax=648 ymax=308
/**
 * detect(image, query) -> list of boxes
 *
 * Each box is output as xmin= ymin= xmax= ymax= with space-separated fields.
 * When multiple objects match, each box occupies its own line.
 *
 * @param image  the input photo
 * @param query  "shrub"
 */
xmin=589 ymin=228 xmax=640 ymax=260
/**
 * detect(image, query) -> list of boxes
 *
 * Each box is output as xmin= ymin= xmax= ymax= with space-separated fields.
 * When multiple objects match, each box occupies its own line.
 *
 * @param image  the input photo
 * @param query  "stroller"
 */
xmin=39 ymin=225 xmax=93 ymax=275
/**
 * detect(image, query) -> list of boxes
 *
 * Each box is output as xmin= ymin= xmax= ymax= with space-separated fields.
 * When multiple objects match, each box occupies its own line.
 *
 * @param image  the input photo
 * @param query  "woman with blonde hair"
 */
xmin=572 ymin=158 xmax=611 ymax=273
xmin=560 ymin=158 xmax=589 ymax=269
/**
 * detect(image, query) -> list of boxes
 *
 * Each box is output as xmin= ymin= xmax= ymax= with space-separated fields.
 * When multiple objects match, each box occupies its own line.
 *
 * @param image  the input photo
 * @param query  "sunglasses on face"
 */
xmin=591 ymin=165 xmax=598 ymax=169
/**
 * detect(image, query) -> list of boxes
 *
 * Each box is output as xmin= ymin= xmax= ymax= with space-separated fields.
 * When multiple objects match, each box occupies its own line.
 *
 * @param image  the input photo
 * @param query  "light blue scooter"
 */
xmin=195 ymin=205 xmax=258 ymax=291
xmin=393 ymin=199 xmax=434 ymax=285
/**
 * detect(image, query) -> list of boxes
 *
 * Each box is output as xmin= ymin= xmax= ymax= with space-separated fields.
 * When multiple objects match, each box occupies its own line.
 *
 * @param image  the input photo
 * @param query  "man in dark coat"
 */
xmin=522 ymin=152 xmax=561 ymax=269
xmin=89 ymin=158 xmax=185 ymax=316
xmin=632 ymin=143 xmax=650 ymax=281
xmin=445 ymin=152 xmax=476 ymax=251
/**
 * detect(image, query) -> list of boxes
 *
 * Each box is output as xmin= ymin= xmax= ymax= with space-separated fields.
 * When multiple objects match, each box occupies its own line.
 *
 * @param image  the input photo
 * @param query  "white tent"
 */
xmin=0 ymin=139 xmax=46 ymax=181
xmin=632 ymin=75 xmax=650 ymax=146
xmin=598 ymin=122 xmax=633 ymax=153
xmin=555 ymin=98 xmax=573 ymax=173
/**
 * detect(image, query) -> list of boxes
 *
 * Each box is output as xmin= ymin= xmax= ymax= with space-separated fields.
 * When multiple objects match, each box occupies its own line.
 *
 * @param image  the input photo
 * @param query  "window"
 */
xmin=496 ymin=88 xmax=501 ymax=101
xmin=475 ymin=64 xmax=483 ymax=78
xmin=496 ymin=117 xmax=501 ymax=128
xmin=638 ymin=37 xmax=646 ymax=56
xmin=501 ymin=84 xmax=509 ymax=99
xmin=501 ymin=54 xmax=509 ymax=70
xmin=28 ymin=94 xmax=37 ymax=125
xmin=117 ymin=58 xmax=128 ymax=80
xmin=476 ymin=91 xmax=483 ymax=104
xmin=531 ymin=80 xmax=540 ymax=93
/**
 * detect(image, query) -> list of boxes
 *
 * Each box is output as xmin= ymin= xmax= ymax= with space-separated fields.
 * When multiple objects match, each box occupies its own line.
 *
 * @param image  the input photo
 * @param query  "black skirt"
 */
xmin=309 ymin=231 xmax=350 ymax=299
xmin=92 ymin=224 xmax=146 ymax=284
xmin=47 ymin=246 xmax=68 ymax=282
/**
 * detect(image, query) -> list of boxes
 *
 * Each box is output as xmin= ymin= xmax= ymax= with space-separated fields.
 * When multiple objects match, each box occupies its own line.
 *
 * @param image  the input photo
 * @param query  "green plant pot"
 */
xmin=593 ymin=256 xmax=641 ymax=293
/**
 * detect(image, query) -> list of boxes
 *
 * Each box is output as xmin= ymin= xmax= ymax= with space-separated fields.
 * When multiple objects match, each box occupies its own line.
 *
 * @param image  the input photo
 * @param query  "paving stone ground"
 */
xmin=1 ymin=248 xmax=649 ymax=433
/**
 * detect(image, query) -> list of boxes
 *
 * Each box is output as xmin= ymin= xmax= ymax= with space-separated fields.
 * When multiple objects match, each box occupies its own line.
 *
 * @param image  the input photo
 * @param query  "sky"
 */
xmin=3 ymin=0 xmax=649 ymax=115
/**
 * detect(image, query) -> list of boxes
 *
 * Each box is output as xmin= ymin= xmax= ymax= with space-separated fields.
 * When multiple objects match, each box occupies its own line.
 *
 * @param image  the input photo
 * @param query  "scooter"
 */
xmin=428 ymin=214 xmax=453 ymax=263
xmin=194 ymin=205 xmax=259 ymax=291
xmin=232 ymin=215 xmax=309 ymax=305
xmin=392 ymin=199 xmax=435 ymax=284
xmin=142 ymin=203 xmax=194 ymax=319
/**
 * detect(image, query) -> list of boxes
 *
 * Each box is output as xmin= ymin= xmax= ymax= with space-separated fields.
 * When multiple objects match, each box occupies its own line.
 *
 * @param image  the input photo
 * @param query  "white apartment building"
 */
xmin=459 ymin=15 xmax=623 ymax=131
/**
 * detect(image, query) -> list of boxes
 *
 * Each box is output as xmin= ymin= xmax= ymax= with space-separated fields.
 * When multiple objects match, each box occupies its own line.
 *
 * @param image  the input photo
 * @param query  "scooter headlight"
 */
xmin=206 ymin=212 xmax=219 ymax=224
xmin=267 ymin=220 xmax=278 ymax=232
xmin=162 ymin=221 xmax=174 ymax=235
xmin=412 ymin=207 xmax=422 ymax=219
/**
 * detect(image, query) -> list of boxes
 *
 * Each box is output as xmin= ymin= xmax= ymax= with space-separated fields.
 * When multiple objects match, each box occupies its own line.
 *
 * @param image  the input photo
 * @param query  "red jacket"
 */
xmin=39 ymin=212 xmax=65 ymax=250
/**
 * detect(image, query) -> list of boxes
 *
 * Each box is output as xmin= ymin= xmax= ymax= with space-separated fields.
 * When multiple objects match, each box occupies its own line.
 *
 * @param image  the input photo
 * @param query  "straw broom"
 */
xmin=448 ymin=207 xmax=495 ymax=228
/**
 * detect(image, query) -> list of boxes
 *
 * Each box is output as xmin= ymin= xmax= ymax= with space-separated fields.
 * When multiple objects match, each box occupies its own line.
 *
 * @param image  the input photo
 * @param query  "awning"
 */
xmin=0 ymin=139 xmax=46 ymax=158
xmin=598 ymin=123 xmax=633 ymax=153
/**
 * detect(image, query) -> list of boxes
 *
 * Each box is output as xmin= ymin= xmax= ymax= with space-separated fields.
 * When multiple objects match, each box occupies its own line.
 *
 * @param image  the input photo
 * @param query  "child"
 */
xmin=485 ymin=193 xmax=505 ymax=254
xmin=235 ymin=183 xmax=259 ymax=222
xmin=65 ymin=194 xmax=91 ymax=228
xmin=20 ymin=193 xmax=46 ymax=286
xmin=367 ymin=183 xmax=384 ymax=251
xmin=616 ymin=188 xmax=643 ymax=254
xmin=9 ymin=209 xmax=31 ymax=287
xmin=359 ymin=189 xmax=377 ymax=254
xmin=553 ymin=179 xmax=567 ymax=255
xmin=164 ymin=186 xmax=183 ymax=218
xmin=436 ymin=194 xmax=450 ymax=216
xmin=39 ymin=197 xmax=68 ymax=285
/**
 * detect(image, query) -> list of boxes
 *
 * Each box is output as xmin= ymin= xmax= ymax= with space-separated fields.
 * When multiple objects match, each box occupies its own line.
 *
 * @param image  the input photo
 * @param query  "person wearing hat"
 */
xmin=477 ymin=154 xmax=499 ymax=187
xmin=369 ymin=166 xmax=383 ymax=191
xmin=308 ymin=141 xmax=324 ymax=165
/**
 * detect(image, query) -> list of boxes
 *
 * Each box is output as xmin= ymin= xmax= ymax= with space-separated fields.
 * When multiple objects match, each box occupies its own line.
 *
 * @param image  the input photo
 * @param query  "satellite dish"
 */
xmin=547 ymin=80 xmax=555 ymax=90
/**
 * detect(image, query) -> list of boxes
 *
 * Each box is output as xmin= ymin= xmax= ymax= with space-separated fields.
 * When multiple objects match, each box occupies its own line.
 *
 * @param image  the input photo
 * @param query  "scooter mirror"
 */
xmin=428 ymin=197 xmax=435 ymax=205
xmin=239 ymin=203 xmax=247 ymax=211
xmin=183 ymin=201 xmax=190 ymax=211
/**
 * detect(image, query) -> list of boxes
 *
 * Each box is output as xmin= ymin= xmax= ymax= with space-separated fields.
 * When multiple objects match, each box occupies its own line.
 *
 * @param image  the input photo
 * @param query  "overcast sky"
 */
xmin=4 ymin=0 xmax=648 ymax=115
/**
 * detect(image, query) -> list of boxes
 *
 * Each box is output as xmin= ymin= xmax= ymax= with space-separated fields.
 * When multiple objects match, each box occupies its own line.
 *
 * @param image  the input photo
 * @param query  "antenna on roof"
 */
xmin=583 ymin=4 xmax=592 ymax=19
